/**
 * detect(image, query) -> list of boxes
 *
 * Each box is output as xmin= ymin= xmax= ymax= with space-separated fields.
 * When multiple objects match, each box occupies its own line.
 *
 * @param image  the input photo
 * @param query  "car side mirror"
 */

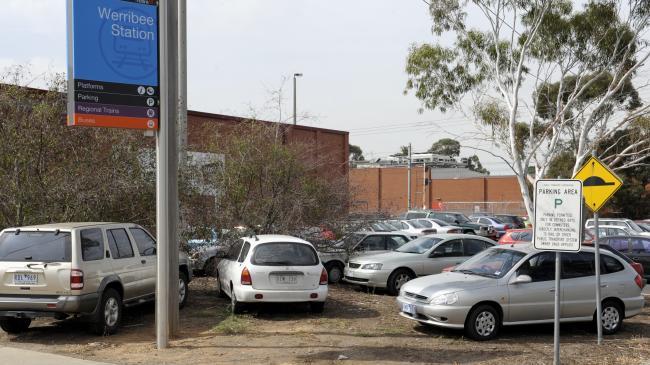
xmin=454 ymin=220 xmax=460 ymax=224
xmin=510 ymin=274 xmax=532 ymax=284
xmin=215 ymin=251 xmax=227 ymax=258
xmin=430 ymin=251 xmax=443 ymax=258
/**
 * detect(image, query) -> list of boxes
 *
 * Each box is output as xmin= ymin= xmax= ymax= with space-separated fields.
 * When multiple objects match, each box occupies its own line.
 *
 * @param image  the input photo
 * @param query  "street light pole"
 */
xmin=293 ymin=73 xmax=302 ymax=125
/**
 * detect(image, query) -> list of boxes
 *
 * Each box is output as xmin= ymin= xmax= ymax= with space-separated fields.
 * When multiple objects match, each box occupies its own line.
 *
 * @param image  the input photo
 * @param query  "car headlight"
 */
xmin=361 ymin=263 xmax=383 ymax=270
xmin=429 ymin=293 xmax=458 ymax=305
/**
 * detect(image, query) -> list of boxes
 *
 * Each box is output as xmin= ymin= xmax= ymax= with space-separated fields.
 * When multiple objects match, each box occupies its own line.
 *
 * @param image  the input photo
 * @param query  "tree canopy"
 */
xmin=427 ymin=138 xmax=460 ymax=156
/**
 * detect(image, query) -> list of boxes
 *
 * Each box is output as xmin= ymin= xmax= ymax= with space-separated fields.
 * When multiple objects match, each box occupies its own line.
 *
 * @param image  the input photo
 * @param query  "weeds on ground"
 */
xmin=211 ymin=307 xmax=252 ymax=335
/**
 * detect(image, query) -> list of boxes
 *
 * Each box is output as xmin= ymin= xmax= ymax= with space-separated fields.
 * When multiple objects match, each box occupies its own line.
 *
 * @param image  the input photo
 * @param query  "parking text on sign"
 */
xmin=533 ymin=180 xmax=583 ymax=252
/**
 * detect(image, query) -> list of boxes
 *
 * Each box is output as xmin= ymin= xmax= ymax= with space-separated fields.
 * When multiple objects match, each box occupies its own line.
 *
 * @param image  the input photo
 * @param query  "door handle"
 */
xmin=600 ymin=284 xmax=607 ymax=288
xmin=549 ymin=289 xmax=556 ymax=292
xmin=141 ymin=259 xmax=146 ymax=264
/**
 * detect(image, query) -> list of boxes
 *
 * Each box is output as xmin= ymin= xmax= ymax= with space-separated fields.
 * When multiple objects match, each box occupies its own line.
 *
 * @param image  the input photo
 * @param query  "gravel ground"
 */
xmin=0 ymin=277 xmax=649 ymax=364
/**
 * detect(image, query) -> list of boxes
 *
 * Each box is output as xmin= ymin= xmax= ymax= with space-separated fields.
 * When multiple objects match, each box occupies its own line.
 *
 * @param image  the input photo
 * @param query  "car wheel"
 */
xmin=465 ymin=304 xmax=500 ymax=341
xmin=387 ymin=269 xmax=414 ymax=296
xmin=179 ymin=271 xmax=189 ymax=309
xmin=0 ymin=318 xmax=31 ymax=334
xmin=92 ymin=288 xmax=122 ymax=335
xmin=230 ymin=286 xmax=245 ymax=315
xmin=597 ymin=300 xmax=623 ymax=335
xmin=203 ymin=257 xmax=217 ymax=277
xmin=326 ymin=262 xmax=343 ymax=284
xmin=216 ymin=272 xmax=227 ymax=298
xmin=310 ymin=302 xmax=325 ymax=314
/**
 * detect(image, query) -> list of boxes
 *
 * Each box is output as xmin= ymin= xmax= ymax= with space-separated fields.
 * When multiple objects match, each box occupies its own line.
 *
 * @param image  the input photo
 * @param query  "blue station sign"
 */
xmin=67 ymin=0 xmax=159 ymax=129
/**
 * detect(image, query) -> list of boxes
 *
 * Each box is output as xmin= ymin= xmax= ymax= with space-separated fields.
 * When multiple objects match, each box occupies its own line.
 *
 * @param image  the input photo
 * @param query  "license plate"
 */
xmin=14 ymin=273 xmax=38 ymax=285
xmin=274 ymin=275 xmax=298 ymax=285
xmin=402 ymin=303 xmax=416 ymax=315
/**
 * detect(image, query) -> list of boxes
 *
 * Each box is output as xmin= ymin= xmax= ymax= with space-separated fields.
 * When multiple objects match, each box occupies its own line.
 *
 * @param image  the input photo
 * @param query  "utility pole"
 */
xmin=407 ymin=143 xmax=412 ymax=210
xmin=157 ymin=0 xmax=180 ymax=349
xmin=293 ymin=73 xmax=302 ymax=125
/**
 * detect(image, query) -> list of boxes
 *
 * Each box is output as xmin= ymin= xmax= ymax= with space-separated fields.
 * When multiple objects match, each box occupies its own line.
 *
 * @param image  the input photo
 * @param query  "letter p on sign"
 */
xmin=554 ymin=198 xmax=563 ymax=208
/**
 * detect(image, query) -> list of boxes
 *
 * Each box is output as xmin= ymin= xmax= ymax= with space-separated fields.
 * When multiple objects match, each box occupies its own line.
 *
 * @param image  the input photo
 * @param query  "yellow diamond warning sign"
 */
xmin=572 ymin=156 xmax=623 ymax=212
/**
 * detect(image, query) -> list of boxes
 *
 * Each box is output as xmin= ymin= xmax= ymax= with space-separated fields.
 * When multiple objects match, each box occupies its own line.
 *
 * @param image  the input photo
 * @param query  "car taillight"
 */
xmin=70 ymin=269 xmax=84 ymax=290
xmin=241 ymin=267 xmax=252 ymax=285
xmin=635 ymin=274 xmax=644 ymax=289
xmin=319 ymin=268 xmax=328 ymax=285
xmin=442 ymin=265 xmax=455 ymax=272
xmin=504 ymin=224 xmax=511 ymax=230
xmin=631 ymin=262 xmax=645 ymax=278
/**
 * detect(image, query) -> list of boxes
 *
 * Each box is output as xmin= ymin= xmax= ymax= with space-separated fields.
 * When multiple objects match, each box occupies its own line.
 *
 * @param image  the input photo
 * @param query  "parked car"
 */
xmin=397 ymin=244 xmax=644 ymax=340
xmin=216 ymin=234 xmax=327 ymax=314
xmin=384 ymin=220 xmax=437 ymax=237
xmin=498 ymin=229 xmax=532 ymax=245
xmin=582 ymin=240 xmax=645 ymax=280
xmin=469 ymin=216 xmax=510 ymax=238
xmin=599 ymin=235 xmax=650 ymax=281
xmin=361 ymin=222 xmax=402 ymax=232
xmin=343 ymin=234 xmax=495 ymax=295
xmin=426 ymin=212 xmax=494 ymax=238
xmin=0 ymin=222 xmax=192 ymax=335
xmin=585 ymin=218 xmax=650 ymax=237
xmin=587 ymin=225 xmax=635 ymax=239
xmin=411 ymin=219 xmax=463 ymax=234
xmin=401 ymin=210 xmax=430 ymax=220
xmin=494 ymin=214 xmax=527 ymax=229
xmin=187 ymin=228 xmax=226 ymax=276
xmin=318 ymin=232 xmax=412 ymax=283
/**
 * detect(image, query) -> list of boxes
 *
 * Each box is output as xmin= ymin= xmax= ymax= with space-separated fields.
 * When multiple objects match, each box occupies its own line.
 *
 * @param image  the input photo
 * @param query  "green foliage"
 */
xmin=0 ymin=68 xmax=156 ymax=230
xmin=349 ymin=144 xmax=365 ymax=161
xmin=428 ymin=138 xmax=460 ymax=157
xmin=466 ymin=155 xmax=489 ymax=175
xmin=205 ymin=123 xmax=348 ymax=234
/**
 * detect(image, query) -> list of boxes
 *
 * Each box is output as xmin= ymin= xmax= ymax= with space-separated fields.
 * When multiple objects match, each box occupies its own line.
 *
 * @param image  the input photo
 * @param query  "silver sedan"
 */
xmin=343 ymin=234 xmax=495 ymax=295
xmin=396 ymin=244 xmax=644 ymax=340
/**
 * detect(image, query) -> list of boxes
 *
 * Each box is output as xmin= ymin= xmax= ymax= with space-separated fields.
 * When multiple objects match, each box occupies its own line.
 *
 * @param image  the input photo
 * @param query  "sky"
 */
xmin=0 ymin=0 xmax=540 ymax=175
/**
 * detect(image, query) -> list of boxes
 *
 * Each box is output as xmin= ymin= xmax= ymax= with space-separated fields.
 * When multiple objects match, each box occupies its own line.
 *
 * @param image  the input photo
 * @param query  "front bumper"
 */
xmin=0 ymin=293 xmax=98 ymax=318
xmin=233 ymin=285 xmax=328 ymax=303
xmin=396 ymin=295 xmax=471 ymax=329
xmin=343 ymin=266 xmax=391 ymax=288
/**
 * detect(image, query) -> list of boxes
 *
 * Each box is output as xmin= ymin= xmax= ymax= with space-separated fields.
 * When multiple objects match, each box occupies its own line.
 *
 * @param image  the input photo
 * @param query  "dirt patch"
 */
xmin=1 ymin=277 xmax=649 ymax=364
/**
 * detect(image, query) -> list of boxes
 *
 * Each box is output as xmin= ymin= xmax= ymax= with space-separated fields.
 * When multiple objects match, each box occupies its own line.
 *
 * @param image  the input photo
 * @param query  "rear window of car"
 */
xmin=0 ymin=231 xmax=72 ymax=262
xmin=251 ymin=242 xmax=319 ymax=266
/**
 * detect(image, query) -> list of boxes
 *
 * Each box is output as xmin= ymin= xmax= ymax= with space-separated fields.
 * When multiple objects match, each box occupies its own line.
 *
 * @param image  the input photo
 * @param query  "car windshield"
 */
xmin=451 ymin=214 xmax=470 ymax=223
xmin=453 ymin=248 xmax=526 ymax=278
xmin=406 ymin=212 xmax=428 ymax=219
xmin=628 ymin=221 xmax=643 ymax=232
xmin=489 ymin=217 xmax=504 ymax=224
xmin=431 ymin=219 xmax=449 ymax=226
xmin=408 ymin=220 xmax=425 ymax=228
xmin=395 ymin=236 xmax=443 ymax=254
xmin=337 ymin=233 xmax=365 ymax=248
xmin=251 ymin=242 xmax=319 ymax=266
xmin=0 ymin=231 xmax=72 ymax=262
xmin=369 ymin=223 xmax=391 ymax=232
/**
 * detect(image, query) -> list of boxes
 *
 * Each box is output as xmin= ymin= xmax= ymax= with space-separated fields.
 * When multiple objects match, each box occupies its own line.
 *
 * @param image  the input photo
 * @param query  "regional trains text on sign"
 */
xmin=533 ymin=179 xmax=583 ymax=252
xmin=67 ymin=0 xmax=159 ymax=130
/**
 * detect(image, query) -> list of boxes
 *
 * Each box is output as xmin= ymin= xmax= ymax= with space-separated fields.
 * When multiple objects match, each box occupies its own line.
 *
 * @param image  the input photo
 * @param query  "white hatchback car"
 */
xmin=216 ymin=235 xmax=328 ymax=314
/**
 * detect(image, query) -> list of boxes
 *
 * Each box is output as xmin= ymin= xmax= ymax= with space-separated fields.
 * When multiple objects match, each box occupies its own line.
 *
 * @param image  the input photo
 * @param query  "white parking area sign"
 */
xmin=533 ymin=179 xmax=583 ymax=252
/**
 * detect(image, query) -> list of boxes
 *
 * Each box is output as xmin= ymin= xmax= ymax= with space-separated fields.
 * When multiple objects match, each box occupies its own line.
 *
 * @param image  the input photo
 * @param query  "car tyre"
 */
xmin=326 ymin=262 xmax=343 ymax=284
xmin=0 ymin=318 xmax=31 ymax=334
xmin=92 ymin=288 xmax=122 ymax=336
xmin=203 ymin=257 xmax=217 ymax=277
xmin=216 ymin=272 xmax=227 ymax=298
xmin=310 ymin=302 xmax=325 ymax=314
xmin=230 ymin=287 xmax=245 ymax=315
xmin=387 ymin=269 xmax=414 ymax=296
xmin=465 ymin=304 xmax=500 ymax=341
xmin=597 ymin=300 xmax=624 ymax=335
xmin=179 ymin=271 xmax=189 ymax=309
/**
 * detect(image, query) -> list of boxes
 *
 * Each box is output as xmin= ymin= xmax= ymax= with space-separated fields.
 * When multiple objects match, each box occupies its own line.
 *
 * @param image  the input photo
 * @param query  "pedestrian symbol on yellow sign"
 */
xmin=572 ymin=156 xmax=623 ymax=212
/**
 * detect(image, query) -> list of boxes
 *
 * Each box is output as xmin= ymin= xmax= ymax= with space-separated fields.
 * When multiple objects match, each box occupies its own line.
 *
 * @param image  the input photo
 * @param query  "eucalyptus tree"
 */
xmin=405 ymin=0 xmax=650 ymax=219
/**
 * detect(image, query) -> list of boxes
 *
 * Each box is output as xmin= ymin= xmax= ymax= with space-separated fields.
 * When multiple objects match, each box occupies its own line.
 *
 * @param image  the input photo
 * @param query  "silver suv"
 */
xmin=0 ymin=222 xmax=192 ymax=335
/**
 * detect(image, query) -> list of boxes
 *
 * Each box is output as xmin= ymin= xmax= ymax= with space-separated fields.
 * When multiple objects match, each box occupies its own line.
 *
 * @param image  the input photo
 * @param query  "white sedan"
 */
xmin=216 ymin=234 xmax=328 ymax=314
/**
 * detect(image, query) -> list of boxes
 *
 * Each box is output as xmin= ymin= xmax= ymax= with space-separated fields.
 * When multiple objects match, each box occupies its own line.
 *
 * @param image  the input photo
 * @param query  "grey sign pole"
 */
xmin=553 ymin=251 xmax=561 ymax=365
xmin=157 ymin=0 xmax=180 ymax=349
xmin=594 ymin=211 xmax=602 ymax=344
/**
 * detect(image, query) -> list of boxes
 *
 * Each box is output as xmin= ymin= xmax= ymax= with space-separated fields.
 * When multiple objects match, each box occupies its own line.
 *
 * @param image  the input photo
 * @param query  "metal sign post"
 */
xmin=157 ymin=0 xmax=180 ymax=348
xmin=533 ymin=179 xmax=583 ymax=365
xmin=573 ymin=155 xmax=623 ymax=345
